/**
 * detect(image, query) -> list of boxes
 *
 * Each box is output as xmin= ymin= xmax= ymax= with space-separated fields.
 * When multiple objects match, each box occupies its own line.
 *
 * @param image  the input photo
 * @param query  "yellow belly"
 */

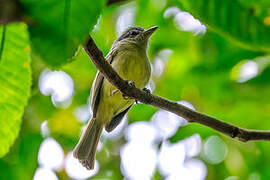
xmin=96 ymin=49 xmax=151 ymax=123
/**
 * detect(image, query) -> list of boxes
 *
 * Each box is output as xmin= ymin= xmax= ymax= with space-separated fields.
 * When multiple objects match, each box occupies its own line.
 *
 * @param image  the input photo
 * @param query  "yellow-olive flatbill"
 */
xmin=73 ymin=26 xmax=158 ymax=170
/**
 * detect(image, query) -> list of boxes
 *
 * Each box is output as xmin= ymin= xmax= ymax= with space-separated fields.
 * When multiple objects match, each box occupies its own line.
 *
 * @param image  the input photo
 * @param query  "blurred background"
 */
xmin=1 ymin=0 xmax=270 ymax=179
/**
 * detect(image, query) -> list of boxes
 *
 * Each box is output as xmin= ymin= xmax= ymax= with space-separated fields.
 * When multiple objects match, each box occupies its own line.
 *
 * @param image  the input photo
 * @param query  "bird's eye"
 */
xmin=130 ymin=31 xmax=139 ymax=36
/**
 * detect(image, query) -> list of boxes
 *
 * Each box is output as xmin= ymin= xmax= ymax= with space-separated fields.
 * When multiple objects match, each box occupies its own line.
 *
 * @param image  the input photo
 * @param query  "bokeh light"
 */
xmin=151 ymin=101 xmax=194 ymax=140
xmin=182 ymin=134 xmax=202 ymax=158
xmin=39 ymin=69 xmax=74 ymax=108
xmin=248 ymin=172 xmax=261 ymax=180
xmin=158 ymin=141 xmax=185 ymax=176
xmin=38 ymin=138 xmax=64 ymax=171
xmin=164 ymin=7 xmax=206 ymax=35
xmin=2 ymin=1 xmax=270 ymax=179
xmin=40 ymin=120 xmax=50 ymax=138
xmin=174 ymin=11 xmax=206 ymax=35
xmin=178 ymin=100 xmax=195 ymax=110
xmin=165 ymin=158 xmax=207 ymax=180
xmin=33 ymin=167 xmax=58 ymax=180
xmin=237 ymin=61 xmax=258 ymax=83
xmin=124 ymin=121 xmax=158 ymax=144
xmin=164 ymin=6 xmax=181 ymax=19
xmin=165 ymin=167 xmax=192 ymax=180
xmin=74 ymin=105 xmax=91 ymax=123
xmin=152 ymin=49 xmax=173 ymax=78
xmin=225 ymin=176 xmax=239 ymax=180
xmin=151 ymin=110 xmax=183 ymax=139
xmin=120 ymin=142 xmax=158 ymax=180
xmin=224 ymin=147 xmax=245 ymax=175
xmin=153 ymin=57 xmax=165 ymax=78
xmin=65 ymin=152 xmax=99 ymax=179
xmin=116 ymin=3 xmax=136 ymax=36
xmin=203 ymin=136 xmax=228 ymax=164
xmin=184 ymin=159 xmax=207 ymax=180
xmin=146 ymin=79 xmax=156 ymax=93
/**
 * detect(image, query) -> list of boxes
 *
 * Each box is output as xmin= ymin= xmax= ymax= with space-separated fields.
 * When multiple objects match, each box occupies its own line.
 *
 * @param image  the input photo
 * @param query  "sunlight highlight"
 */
xmin=125 ymin=121 xmax=159 ymax=144
xmin=151 ymin=100 xmax=195 ymax=139
xmin=40 ymin=120 xmax=50 ymax=138
xmin=158 ymin=141 xmax=185 ymax=176
xmin=184 ymin=159 xmax=207 ymax=180
xmin=182 ymin=134 xmax=202 ymax=158
xmin=203 ymin=136 xmax=228 ymax=164
xmin=225 ymin=176 xmax=239 ymax=180
xmin=164 ymin=7 xmax=206 ymax=35
xmin=151 ymin=110 xmax=183 ymax=139
xmin=237 ymin=61 xmax=258 ymax=83
xmin=116 ymin=3 xmax=136 ymax=36
xmin=174 ymin=12 xmax=206 ymax=35
xmin=120 ymin=142 xmax=158 ymax=180
xmin=74 ymin=105 xmax=91 ymax=123
xmin=158 ymin=139 xmax=206 ymax=179
xmin=38 ymin=138 xmax=64 ymax=171
xmin=65 ymin=152 xmax=99 ymax=179
xmin=39 ymin=69 xmax=74 ymax=108
xmin=152 ymin=49 xmax=173 ymax=78
xmin=164 ymin=7 xmax=180 ymax=18
xmin=121 ymin=100 xmax=204 ymax=179
xmin=33 ymin=167 xmax=58 ymax=180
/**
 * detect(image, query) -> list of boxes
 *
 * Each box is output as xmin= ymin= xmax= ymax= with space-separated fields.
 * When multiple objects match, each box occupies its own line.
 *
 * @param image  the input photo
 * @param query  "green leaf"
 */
xmin=129 ymin=104 xmax=157 ymax=123
xmin=0 ymin=23 xmax=32 ymax=157
xmin=169 ymin=123 xmax=219 ymax=143
xmin=179 ymin=0 xmax=270 ymax=51
xmin=21 ymin=0 xmax=105 ymax=66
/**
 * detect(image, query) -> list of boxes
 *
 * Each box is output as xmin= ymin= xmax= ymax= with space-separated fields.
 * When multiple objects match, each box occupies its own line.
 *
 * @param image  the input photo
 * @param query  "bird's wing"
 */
xmin=90 ymin=49 xmax=117 ymax=118
xmin=105 ymin=105 xmax=132 ymax=132
xmin=90 ymin=47 xmax=134 ymax=131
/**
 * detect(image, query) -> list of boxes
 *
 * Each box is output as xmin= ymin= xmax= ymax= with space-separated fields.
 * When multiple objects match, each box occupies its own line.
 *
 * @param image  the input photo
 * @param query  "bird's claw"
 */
xmin=143 ymin=87 xmax=151 ymax=94
xmin=122 ymin=94 xmax=129 ymax=100
xmin=127 ymin=80 xmax=135 ymax=87
xmin=111 ymin=89 xmax=119 ymax=96
xmin=122 ymin=80 xmax=138 ymax=103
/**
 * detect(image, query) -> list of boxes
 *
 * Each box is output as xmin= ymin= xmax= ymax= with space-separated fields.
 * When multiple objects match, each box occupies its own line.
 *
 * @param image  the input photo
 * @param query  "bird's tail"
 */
xmin=73 ymin=117 xmax=103 ymax=170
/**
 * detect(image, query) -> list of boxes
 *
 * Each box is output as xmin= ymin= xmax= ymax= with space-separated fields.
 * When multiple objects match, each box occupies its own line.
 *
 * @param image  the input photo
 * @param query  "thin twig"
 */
xmin=83 ymin=35 xmax=270 ymax=142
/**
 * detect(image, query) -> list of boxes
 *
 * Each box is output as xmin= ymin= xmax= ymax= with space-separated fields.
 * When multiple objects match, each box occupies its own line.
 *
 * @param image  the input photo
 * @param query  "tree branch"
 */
xmin=0 ymin=0 xmax=22 ymax=25
xmin=83 ymin=35 xmax=270 ymax=142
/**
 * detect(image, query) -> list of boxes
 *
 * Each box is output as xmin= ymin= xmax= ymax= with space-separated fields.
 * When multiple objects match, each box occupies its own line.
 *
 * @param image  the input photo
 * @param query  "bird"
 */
xmin=73 ymin=26 xmax=158 ymax=170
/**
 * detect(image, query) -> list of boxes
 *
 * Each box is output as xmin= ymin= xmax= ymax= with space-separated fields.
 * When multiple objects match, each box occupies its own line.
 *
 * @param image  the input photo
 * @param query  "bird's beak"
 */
xmin=143 ymin=26 xmax=158 ymax=38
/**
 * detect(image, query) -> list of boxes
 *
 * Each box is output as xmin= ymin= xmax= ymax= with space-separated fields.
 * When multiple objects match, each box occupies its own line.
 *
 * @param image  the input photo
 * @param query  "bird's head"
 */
xmin=113 ymin=26 xmax=158 ymax=49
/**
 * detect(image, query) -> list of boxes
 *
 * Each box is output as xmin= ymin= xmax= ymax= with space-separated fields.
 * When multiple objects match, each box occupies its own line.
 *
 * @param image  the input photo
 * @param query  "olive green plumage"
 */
xmin=73 ymin=26 xmax=158 ymax=170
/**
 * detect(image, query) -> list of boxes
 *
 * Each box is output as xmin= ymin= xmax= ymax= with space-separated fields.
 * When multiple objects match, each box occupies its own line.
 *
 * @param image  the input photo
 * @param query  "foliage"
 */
xmin=21 ymin=0 xmax=105 ymax=66
xmin=0 ymin=23 xmax=31 ymax=158
xmin=1 ymin=0 xmax=270 ymax=179
xmin=179 ymin=0 xmax=270 ymax=51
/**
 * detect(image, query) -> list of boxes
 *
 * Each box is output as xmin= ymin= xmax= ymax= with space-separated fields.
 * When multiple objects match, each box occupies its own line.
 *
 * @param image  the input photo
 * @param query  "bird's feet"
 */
xmin=122 ymin=80 xmax=140 ymax=104
xmin=111 ymin=89 xmax=119 ymax=96
xmin=112 ymin=81 xmax=136 ymax=97
xmin=122 ymin=80 xmax=136 ymax=101
xmin=142 ymin=87 xmax=151 ymax=94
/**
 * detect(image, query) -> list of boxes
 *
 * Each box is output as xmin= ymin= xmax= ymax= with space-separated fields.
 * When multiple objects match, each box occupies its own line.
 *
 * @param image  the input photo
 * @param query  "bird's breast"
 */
xmin=112 ymin=49 xmax=151 ymax=89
